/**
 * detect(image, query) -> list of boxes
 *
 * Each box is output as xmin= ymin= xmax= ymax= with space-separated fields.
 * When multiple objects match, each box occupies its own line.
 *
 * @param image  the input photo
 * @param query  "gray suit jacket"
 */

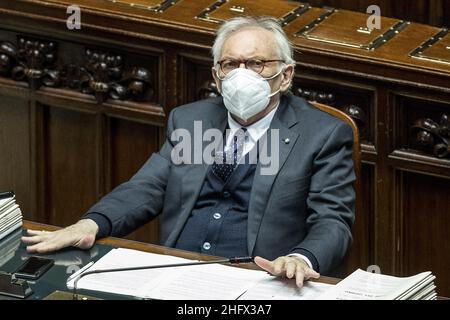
xmin=85 ymin=94 xmax=356 ymax=274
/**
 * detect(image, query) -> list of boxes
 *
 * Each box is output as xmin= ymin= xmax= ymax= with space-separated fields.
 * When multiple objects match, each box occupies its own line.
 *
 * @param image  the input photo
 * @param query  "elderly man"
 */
xmin=22 ymin=17 xmax=355 ymax=287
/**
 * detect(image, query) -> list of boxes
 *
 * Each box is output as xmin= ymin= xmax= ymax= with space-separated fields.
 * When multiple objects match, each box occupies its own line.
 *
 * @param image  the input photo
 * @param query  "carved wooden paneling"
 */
xmin=411 ymin=114 xmax=449 ymax=159
xmin=0 ymin=37 xmax=59 ymax=90
xmin=393 ymin=93 xmax=450 ymax=162
xmin=0 ymin=34 xmax=156 ymax=104
xmin=0 ymin=30 xmax=164 ymax=239
xmin=293 ymin=75 xmax=374 ymax=145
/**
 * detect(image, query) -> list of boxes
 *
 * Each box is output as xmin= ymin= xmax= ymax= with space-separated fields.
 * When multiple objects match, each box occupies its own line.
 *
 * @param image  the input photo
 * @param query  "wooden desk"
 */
xmin=21 ymin=220 xmax=450 ymax=299
xmin=22 ymin=220 xmax=340 ymax=286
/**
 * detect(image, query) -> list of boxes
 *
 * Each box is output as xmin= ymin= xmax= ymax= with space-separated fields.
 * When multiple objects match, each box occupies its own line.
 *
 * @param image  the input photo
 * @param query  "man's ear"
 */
xmin=211 ymin=67 xmax=222 ymax=94
xmin=280 ymin=64 xmax=295 ymax=92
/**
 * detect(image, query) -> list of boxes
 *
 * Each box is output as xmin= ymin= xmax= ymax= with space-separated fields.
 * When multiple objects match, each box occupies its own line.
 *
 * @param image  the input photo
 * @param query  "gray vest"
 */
xmin=174 ymin=160 xmax=257 ymax=257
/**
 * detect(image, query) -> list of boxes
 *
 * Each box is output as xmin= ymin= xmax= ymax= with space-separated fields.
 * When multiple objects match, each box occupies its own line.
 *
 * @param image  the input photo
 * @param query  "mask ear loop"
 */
xmin=266 ymin=64 xmax=286 ymax=97
xmin=263 ymin=64 xmax=285 ymax=81
xmin=214 ymin=68 xmax=225 ymax=94
xmin=215 ymin=67 xmax=226 ymax=81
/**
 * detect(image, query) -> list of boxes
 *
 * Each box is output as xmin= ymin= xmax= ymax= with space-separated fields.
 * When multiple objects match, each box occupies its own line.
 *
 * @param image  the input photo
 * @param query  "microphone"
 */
xmin=72 ymin=256 xmax=254 ymax=300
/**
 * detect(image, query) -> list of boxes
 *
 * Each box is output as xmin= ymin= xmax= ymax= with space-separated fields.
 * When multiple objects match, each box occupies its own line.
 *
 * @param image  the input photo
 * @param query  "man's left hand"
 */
xmin=254 ymin=256 xmax=320 ymax=288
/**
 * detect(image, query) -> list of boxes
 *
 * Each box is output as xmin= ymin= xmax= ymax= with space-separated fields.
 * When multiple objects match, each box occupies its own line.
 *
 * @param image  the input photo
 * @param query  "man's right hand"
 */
xmin=21 ymin=219 xmax=98 ymax=253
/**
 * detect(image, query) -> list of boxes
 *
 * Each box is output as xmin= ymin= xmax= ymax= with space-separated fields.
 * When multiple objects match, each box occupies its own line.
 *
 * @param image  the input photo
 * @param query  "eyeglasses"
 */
xmin=217 ymin=59 xmax=284 ymax=75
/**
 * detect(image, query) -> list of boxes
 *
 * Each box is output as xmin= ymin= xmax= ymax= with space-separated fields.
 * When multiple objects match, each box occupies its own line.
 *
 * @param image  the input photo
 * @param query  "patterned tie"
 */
xmin=212 ymin=128 xmax=247 ymax=182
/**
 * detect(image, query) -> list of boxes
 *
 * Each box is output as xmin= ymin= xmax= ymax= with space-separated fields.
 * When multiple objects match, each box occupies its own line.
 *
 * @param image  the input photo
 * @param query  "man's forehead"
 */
xmin=220 ymin=27 xmax=278 ymax=58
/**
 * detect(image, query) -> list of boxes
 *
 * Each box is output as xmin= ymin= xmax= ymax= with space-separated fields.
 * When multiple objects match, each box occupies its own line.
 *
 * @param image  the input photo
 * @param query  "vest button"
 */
xmin=222 ymin=191 xmax=231 ymax=198
xmin=213 ymin=213 xmax=222 ymax=220
xmin=202 ymin=242 xmax=211 ymax=250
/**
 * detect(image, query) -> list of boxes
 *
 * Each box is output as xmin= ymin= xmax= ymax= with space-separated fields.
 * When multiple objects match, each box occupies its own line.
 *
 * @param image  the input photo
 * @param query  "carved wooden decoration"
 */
xmin=0 ymin=36 xmax=152 ymax=103
xmin=294 ymin=87 xmax=367 ymax=138
xmin=197 ymin=80 xmax=219 ymax=100
xmin=342 ymin=104 xmax=367 ymax=139
xmin=0 ymin=37 xmax=60 ymax=89
xmin=295 ymin=87 xmax=336 ymax=105
xmin=71 ymin=49 xmax=152 ymax=103
xmin=411 ymin=114 xmax=450 ymax=158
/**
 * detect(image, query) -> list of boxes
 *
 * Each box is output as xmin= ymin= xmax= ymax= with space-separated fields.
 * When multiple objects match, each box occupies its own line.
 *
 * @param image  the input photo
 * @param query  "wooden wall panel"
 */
xmin=353 ymin=163 xmax=375 ymax=267
xmin=107 ymin=117 xmax=162 ymax=243
xmin=44 ymin=105 xmax=99 ymax=227
xmin=399 ymin=172 xmax=450 ymax=296
xmin=179 ymin=55 xmax=215 ymax=104
xmin=0 ymin=96 xmax=32 ymax=218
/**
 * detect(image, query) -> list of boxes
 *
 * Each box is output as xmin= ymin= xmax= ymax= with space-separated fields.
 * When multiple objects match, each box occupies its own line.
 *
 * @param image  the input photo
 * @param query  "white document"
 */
xmin=0 ymin=207 xmax=22 ymax=241
xmin=239 ymin=277 xmax=333 ymax=300
xmin=317 ymin=269 xmax=434 ymax=300
xmin=0 ymin=195 xmax=15 ymax=211
xmin=67 ymin=248 xmax=269 ymax=300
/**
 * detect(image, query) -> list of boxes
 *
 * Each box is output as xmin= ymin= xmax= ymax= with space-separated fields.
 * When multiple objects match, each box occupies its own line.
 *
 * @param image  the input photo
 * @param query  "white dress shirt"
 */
xmin=225 ymin=106 xmax=314 ymax=271
xmin=226 ymin=106 xmax=277 ymax=160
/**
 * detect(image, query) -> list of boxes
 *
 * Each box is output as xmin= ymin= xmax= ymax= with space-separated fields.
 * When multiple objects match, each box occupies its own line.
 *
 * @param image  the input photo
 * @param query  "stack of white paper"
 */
xmin=0 ymin=192 xmax=22 ymax=242
xmin=239 ymin=277 xmax=333 ymax=300
xmin=317 ymin=268 xmax=437 ymax=300
xmin=66 ymin=248 xmax=438 ymax=300
xmin=67 ymin=248 xmax=336 ymax=300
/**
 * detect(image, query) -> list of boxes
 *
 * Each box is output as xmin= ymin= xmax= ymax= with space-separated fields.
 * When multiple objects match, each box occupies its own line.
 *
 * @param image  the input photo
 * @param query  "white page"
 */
xmin=0 ymin=208 xmax=21 ymax=232
xmin=0 ymin=229 xmax=21 ymax=267
xmin=0 ymin=208 xmax=22 ymax=232
xmin=409 ymin=284 xmax=436 ymax=300
xmin=0 ymin=196 xmax=14 ymax=210
xmin=143 ymin=264 xmax=267 ymax=300
xmin=423 ymin=292 xmax=437 ymax=300
xmin=396 ymin=275 xmax=435 ymax=300
xmin=239 ymin=276 xmax=333 ymax=300
xmin=0 ymin=218 xmax=22 ymax=242
xmin=0 ymin=214 xmax=22 ymax=233
xmin=0 ymin=204 xmax=19 ymax=222
xmin=317 ymin=269 xmax=433 ymax=300
xmin=67 ymin=248 xmax=196 ymax=297
xmin=67 ymin=248 xmax=267 ymax=300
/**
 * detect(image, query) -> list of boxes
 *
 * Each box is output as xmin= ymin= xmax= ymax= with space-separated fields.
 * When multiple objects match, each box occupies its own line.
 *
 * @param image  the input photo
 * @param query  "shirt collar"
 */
xmin=227 ymin=102 xmax=279 ymax=142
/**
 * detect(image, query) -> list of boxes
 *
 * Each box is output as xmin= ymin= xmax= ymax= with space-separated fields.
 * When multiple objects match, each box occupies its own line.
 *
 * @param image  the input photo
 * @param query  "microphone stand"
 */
xmin=72 ymin=256 xmax=254 ymax=300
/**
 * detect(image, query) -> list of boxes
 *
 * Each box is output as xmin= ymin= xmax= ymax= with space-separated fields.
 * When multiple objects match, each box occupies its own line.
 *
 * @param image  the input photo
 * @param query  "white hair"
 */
xmin=212 ymin=16 xmax=296 ymax=66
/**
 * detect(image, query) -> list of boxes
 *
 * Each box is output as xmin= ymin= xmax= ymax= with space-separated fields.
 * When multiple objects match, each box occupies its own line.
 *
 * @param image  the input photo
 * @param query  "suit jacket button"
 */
xmin=222 ymin=191 xmax=230 ymax=198
xmin=202 ymin=242 xmax=211 ymax=250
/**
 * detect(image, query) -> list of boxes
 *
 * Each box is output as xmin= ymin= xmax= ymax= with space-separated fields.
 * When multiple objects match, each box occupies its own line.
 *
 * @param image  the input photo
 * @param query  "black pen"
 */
xmin=0 ymin=191 xmax=14 ymax=200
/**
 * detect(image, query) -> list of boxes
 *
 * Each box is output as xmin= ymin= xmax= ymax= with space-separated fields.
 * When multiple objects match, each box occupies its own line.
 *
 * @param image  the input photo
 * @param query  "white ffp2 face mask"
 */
xmin=219 ymin=67 xmax=283 ymax=121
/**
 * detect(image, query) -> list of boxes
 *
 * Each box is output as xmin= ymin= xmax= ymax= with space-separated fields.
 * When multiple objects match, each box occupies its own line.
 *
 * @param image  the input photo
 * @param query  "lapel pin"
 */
xmin=283 ymin=138 xmax=290 ymax=144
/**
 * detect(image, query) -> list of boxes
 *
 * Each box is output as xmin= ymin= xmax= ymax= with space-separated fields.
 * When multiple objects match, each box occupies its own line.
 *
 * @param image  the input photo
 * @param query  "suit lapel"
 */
xmin=247 ymin=98 xmax=300 ymax=255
